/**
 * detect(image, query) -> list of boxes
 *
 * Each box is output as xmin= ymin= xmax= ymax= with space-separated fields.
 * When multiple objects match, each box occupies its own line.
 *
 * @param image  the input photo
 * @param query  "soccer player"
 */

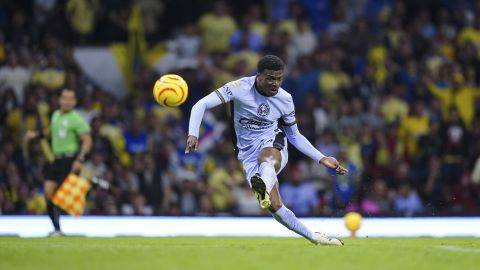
xmin=25 ymin=88 xmax=92 ymax=236
xmin=186 ymin=55 xmax=347 ymax=245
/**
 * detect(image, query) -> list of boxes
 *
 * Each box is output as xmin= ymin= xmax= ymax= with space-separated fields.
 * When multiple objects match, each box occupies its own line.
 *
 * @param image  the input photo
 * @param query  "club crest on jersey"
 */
xmin=257 ymin=103 xmax=270 ymax=117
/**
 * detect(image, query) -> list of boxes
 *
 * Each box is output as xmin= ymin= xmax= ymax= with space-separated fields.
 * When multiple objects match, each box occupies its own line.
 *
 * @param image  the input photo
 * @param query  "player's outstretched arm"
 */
xmin=284 ymin=124 xmax=348 ymax=175
xmin=186 ymin=91 xmax=223 ymax=153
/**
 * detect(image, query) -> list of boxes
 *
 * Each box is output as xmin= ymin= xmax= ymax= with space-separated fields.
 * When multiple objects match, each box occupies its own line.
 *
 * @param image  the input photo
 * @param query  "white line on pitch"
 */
xmin=437 ymin=245 xmax=480 ymax=253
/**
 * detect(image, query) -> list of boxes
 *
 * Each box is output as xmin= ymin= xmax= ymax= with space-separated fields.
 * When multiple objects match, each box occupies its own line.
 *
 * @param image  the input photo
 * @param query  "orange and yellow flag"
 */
xmin=52 ymin=174 xmax=91 ymax=216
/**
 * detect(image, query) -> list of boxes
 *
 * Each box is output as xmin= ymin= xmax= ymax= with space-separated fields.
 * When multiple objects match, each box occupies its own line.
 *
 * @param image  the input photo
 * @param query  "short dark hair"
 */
xmin=257 ymin=55 xmax=285 ymax=73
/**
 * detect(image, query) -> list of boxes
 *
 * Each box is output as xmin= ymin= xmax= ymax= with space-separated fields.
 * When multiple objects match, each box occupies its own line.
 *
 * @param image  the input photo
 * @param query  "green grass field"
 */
xmin=0 ymin=237 xmax=479 ymax=270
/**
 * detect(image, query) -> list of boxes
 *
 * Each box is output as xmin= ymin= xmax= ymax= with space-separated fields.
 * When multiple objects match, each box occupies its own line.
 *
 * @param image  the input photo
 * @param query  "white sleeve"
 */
xmin=188 ymin=91 xmax=224 ymax=138
xmin=280 ymin=94 xmax=297 ymax=126
xmin=283 ymin=124 xmax=325 ymax=163
xmin=214 ymin=83 xmax=235 ymax=104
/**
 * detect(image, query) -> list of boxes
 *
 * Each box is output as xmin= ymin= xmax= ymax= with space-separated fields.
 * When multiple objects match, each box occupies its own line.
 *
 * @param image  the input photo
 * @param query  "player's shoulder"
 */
xmin=222 ymin=76 xmax=255 ymax=97
xmin=226 ymin=76 xmax=255 ymax=90
xmin=276 ymin=87 xmax=293 ymax=101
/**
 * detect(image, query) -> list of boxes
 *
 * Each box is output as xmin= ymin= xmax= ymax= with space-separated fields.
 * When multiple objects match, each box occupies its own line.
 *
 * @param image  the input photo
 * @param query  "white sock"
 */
xmin=259 ymin=162 xmax=314 ymax=241
xmin=272 ymin=205 xmax=314 ymax=240
xmin=258 ymin=162 xmax=277 ymax=192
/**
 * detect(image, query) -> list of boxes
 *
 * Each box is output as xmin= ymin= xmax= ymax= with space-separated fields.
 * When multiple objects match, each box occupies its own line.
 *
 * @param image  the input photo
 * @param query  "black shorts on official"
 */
xmin=44 ymin=155 xmax=76 ymax=184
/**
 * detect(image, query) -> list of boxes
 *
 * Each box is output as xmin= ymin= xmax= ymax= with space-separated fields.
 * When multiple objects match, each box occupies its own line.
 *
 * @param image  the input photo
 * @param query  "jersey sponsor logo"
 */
xmin=239 ymin=117 xmax=275 ymax=131
xmin=257 ymin=103 xmax=270 ymax=117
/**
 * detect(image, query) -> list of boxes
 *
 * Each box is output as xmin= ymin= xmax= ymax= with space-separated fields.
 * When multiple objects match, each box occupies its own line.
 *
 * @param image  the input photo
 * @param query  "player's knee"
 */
xmin=258 ymin=148 xmax=281 ymax=171
xmin=259 ymin=148 xmax=281 ymax=159
xmin=258 ymin=159 xmax=281 ymax=172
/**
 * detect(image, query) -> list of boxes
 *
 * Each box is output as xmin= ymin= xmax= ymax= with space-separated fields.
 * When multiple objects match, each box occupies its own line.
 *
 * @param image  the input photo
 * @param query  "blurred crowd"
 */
xmin=1 ymin=0 xmax=480 ymax=217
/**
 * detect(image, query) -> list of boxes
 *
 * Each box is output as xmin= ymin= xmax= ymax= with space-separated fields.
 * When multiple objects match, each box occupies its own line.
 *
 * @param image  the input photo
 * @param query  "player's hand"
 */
xmin=320 ymin=157 xmax=348 ymax=175
xmin=185 ymin=135 xmax=198 ymax=154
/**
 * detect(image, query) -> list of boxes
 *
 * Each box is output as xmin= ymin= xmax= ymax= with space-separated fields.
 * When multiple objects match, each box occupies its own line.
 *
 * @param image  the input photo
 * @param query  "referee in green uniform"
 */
xmin=25 ymin=88 xmax=92 ymax=236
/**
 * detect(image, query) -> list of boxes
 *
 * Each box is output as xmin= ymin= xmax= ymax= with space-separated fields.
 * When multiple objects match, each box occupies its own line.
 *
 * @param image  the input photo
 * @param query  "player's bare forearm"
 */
xmin=319 ymin=156 xmax=348 ymax=175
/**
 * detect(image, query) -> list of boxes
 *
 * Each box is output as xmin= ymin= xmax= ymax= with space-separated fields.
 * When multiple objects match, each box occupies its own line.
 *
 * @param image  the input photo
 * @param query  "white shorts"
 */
xmin=241 ymin=132 xmax=288 ymax=193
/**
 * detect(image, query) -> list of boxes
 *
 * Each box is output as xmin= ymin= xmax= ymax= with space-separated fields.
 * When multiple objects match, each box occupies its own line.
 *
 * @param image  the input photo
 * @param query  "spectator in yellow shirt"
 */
xmin=31 ymin=54 xmax=66 ymax=91
xmin=380 ymin=84 xmax=409 ymax=124
xmin=5 ymin=93 xmax=49 ymax=147
xmin=426 ymin=74 xmax=480 ymax=129
xmin=197 ymin=1 xmax=236 ymax=53
xmin=318 ymin=59 xmax=350 ymax=103
xmin=66 ymin=0 xmax=99 ymax=38
xmin=208 ymin=157 xmax=244 ymax=212
xmin=458 ymin=18 xmax=480 ymax=58
xmin=398 ymin=101 xmax=430 ymax=158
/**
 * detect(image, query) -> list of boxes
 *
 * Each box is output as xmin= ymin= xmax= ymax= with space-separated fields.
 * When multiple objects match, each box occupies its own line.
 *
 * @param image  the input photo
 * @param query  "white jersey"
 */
xmin=214 ymin=76 xmax=296 ymax=161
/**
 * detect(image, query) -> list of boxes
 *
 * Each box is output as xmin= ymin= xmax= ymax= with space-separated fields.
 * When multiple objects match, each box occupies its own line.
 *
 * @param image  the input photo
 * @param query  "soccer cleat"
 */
xmin=47 ymin=230 xmax=65 ymax=238
xmin=311 ymin=232 xmax=344 ymax=246
xmin=251 ymin=174 xmax=271 ymax=209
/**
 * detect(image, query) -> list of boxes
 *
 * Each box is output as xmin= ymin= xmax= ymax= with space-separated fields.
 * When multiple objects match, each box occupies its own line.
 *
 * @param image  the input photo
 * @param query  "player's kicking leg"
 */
xmin=251 ymin=147 xmax=343 ymax=246
xmin=267 ymin=182 xmax=343 ymax=246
